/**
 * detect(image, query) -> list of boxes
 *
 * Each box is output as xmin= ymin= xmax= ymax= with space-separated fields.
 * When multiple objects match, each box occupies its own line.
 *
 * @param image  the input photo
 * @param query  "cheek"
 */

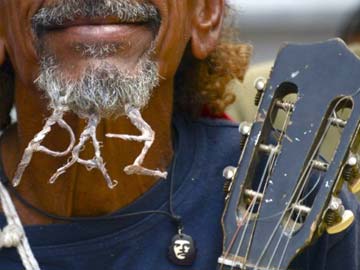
xmin=154 ymin=1 xmax=193 ymax=80
xmin=3 ymin=0 xmax=43 ymax=86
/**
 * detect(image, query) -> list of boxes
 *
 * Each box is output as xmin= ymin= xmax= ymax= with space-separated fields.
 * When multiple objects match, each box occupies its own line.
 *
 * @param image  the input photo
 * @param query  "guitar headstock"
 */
xmin=219 ymin=39 xmax=360 ymax=270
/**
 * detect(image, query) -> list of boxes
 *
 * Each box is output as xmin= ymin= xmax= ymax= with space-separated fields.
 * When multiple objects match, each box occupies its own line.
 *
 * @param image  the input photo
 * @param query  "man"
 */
xmin=0 ymin=1 xmax=358 ymax=270
xmin=0 ymin=0 xmax=252 ymax=269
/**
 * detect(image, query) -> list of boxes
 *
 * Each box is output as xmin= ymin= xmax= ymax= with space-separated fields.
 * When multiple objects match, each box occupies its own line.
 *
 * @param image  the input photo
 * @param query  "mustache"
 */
xmin=32 ymin=0 xmax=160 ymax=33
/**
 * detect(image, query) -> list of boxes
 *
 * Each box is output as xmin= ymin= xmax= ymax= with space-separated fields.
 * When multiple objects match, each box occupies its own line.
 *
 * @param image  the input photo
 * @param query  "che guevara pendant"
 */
xmin=168 ymin=232 xmax=196 ymax=266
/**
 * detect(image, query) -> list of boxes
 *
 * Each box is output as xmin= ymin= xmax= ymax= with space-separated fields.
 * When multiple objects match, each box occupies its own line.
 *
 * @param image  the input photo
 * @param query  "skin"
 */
xmin=0 ymin=0 xmax=224 ymax=225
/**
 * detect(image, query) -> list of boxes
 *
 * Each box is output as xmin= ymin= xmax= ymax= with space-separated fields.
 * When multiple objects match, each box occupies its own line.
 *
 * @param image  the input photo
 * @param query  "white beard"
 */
xmin=35 ymin=52 xmax=159 ymax=118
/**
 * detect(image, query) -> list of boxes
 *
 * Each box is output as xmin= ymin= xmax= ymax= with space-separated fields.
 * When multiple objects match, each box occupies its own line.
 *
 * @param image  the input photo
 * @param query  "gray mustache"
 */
xmin=32 ymin=0 xmax=160 ymax=32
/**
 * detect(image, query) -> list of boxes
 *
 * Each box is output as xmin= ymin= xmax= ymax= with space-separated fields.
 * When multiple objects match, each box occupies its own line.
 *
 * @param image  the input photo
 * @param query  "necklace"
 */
xmin=0 ymin=149 xmax=197 ymax=266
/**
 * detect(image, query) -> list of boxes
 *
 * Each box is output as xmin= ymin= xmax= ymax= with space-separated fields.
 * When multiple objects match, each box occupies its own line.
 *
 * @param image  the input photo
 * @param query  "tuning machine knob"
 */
xmin=254 ymin=77 xmax=267 ymax=106
xmin=239 ymin=122 xmax=252 ymax=152
xmin=325 ymin=196 xmax=354 ymax=234
xmin=343 ymin=152 xmax=360 ymax=193
xmin=223 ymin=166 xmax=236 ymax=195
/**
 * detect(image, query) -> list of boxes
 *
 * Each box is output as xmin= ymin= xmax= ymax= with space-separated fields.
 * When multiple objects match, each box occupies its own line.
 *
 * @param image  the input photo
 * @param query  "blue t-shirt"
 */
xmin=0 ymin=114 xmax=358 ymax=270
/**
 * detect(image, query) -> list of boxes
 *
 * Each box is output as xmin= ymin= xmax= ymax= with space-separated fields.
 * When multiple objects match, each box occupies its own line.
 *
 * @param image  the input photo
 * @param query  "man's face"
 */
xmin=0 ymin=0 xmax=198 ymax=116
xmin=173 ymin=239 xmax=191 ymax=260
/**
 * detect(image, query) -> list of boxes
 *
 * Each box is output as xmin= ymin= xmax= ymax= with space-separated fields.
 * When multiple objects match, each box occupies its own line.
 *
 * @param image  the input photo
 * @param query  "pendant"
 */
xmin=168 ymin=231 xmax=196 ymax=266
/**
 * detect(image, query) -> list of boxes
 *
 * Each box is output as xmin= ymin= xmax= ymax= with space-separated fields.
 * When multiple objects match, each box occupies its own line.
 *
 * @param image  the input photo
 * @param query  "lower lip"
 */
xmin=50 ymin=24 xmax=148 ymax=40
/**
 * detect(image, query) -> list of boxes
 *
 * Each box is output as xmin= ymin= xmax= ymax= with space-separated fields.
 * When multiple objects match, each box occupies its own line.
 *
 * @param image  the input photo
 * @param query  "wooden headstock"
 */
xmin=218 ymin=39 xmax=360 ymax=270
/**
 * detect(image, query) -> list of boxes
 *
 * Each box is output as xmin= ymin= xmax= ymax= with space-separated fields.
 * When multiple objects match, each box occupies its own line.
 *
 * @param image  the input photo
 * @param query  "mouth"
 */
xmin=31 ymin=1 xmax=161 ymax=64
xmin=40 ymin=17 xmax=156 ymax=41
xmin=32 ymin=1 xmax=161 ymax=40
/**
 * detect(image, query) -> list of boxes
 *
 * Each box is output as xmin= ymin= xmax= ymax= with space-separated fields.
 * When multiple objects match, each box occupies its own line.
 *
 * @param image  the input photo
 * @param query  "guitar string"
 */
xmin=253 ymin=107 xmax=338 ymax=269
xmin=255 ymin=93 xmax=352 ymax=269
xmin=269 ymin=97 xmax=352 ymax=269
xmin=241 ymin=149 xmax=278 ymax=268
xmin=219 ymin=121 xmax=261 ymax=270
xmin=219 ymin=126 xmax=256 ymax=270
xmin=220 ymin=87 xmax=358 ymax=269
xmin=284 ymin=91 xmax=360 ymax=270
xmin=233 ymin=151 xmax=277 ymax=270
xmin=224 ymin=161 xmax=322 ymax=226
xmin=220 ymin=92 xmax=355 ymax=269
xmin=228 ymin=106 xmax=292 ymax=270
xmin=219 ymin=198 xmax=256 ymax=270
xmin=241 ymin=104 xmax=293 ymax=269
xmin=226 ymin=171 xmax=322 ymax=234
xmin=227 ymin=148 xmax=277 ymax=270
xmin=272 ymin=172 xmax=323 ymax=270
xmin=219 ymin=115 xmax=273 ymax=270
xmin=275 ymin=208 xmax=302 ymax=270
xmin=253 ymin=121 xmax=331 ymax=270
xmin=272 ymin=171 xmax=324 ymax=270
xmin=265 ymin=161 xmax=316 ymax=269
xmin=220 ymin=177 xmax=323 ymax=270
xmin=273 ymin=110 xmax=348 ymax=270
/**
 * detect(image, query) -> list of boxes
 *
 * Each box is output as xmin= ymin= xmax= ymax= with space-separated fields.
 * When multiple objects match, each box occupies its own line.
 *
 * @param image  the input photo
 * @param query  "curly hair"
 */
xmin=174 ymin=5 xmax=252 ymax=117
xmin=0 ymin=5 xmax=251 ymax=129
xmin=174 ymin=41 xmax=252 ymax=117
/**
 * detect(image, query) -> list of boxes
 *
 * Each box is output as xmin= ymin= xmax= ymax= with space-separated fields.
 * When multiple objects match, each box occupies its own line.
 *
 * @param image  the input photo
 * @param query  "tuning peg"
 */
xmin=223 ymin=166 xmax=236 ymax=194
xmin=239 ymin=122 xmax=252 ymax=136
xmin=239 ymin=122 xmax=252 ymax=152
xmin=343 ymin=153 xmax=360 ymax=194
xmin=223 ymin=166 xmax=236 ymax=180
xmin=325 ymin=196 xmax=354 ymax=234
xmin=254 ymin=77 xmax=267 ymax=106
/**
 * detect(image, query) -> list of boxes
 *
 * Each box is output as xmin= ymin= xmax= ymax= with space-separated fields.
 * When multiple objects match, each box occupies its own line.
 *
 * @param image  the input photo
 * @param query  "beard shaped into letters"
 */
xmin=12 ymin=50 xmax=168 ymax=188
xmin=12 ymin=0 xmax=168 ymax=188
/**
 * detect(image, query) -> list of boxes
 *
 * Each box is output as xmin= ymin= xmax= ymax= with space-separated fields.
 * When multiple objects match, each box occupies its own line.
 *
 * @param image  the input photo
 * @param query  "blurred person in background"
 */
xmin=339 ymin=5 xmax=360 ymax=56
